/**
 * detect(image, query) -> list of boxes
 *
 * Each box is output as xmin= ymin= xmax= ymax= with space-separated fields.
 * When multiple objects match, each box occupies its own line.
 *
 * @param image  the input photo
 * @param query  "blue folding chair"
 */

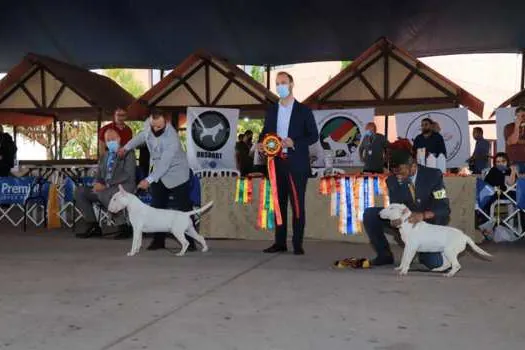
xmin=23 ymin=177 xmax=49 ymax=232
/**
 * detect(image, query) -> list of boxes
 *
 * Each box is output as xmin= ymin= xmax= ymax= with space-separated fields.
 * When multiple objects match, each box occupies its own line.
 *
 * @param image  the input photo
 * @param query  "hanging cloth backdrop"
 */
xmin=312 ymin=108 xmax=375 ymax=168
xmin=395 ymin=108 xmax=470 ymax=168
xmin=186 ymin=107 xmax=239 ymax=170
xmin=494 ymin=107 xmax=518 ymax=153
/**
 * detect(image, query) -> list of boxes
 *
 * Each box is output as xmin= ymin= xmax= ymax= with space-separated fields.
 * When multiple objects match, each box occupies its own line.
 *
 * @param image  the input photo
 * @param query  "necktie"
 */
xmin=408 ymin=182 xmax=416 ymax=202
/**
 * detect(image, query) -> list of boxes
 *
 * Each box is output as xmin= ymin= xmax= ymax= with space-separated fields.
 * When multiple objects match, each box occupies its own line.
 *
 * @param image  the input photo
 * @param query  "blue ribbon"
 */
xmin=373 ymin=176 xmax=380 ymax=195
xmin=363 ymin=176 xmax=369 ymax=210
xmin=346 ymin=177 xmax=352 ymax=234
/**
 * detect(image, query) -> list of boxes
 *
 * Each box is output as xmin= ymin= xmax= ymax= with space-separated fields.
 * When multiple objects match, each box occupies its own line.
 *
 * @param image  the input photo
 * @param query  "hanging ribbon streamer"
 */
xmin=257 ymin=179 xmax=266 ymax=229
xmin=261 ymin=133 xmax=284 ymax=226
xmin=346 ymin=177 xmax=353 ymax=235
xmin=338 ymin=177 xmax=346 ymax=234
xmin=234 ymin=177 xmax=253 ymax=204
xmin=379 ymin=177 xmax=390 ymax=207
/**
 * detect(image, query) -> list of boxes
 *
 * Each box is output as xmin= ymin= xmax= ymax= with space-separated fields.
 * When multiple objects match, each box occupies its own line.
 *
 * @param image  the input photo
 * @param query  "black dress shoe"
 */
xmin=293 ymin=247 xmax=305 ymax=255
xmin=263 ymin=244 xmax=287 ymax=253
xmin=76 ymin=224 xmax=102 ymax=239
xmin=113 ymin=225 xmax=133 ymax=240
xmin=371 ymin=255 xmax=395 ymax=266
xmin=147 ymin=239 xmax=166 ymax=250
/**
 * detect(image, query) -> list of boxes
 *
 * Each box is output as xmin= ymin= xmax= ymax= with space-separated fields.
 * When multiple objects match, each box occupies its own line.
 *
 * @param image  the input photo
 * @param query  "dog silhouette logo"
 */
xmin=319 ymin=115 xmax=362 ymax=158
xmin=191 ymin=111 xmax=231 ymax=152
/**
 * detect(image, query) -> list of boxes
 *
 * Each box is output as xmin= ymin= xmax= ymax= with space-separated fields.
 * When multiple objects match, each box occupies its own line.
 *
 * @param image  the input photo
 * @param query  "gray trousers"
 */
xmin=74 ymin=186 xmax=126 ymax=225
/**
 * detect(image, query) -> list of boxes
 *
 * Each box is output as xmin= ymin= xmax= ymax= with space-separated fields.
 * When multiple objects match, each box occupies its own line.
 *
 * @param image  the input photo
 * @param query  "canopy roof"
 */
xmin=304 ymin=38 xmax=484 ymax=117
xmin=1 ymin=0 xmax=525 ymax=71
xmin=0 ymin=53 xmax=135 ymax=121
xmin=0 ymin=111 xmax=53 ymax=126
xmin=128 ymin=51 xmax=278 ymax=119
xmin=492 ymin=90 xmax=525 ymax=116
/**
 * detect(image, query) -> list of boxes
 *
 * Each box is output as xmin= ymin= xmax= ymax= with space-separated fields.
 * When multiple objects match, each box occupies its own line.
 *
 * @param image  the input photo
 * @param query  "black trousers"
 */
xmin=0 ymin=163 xmax=11 ymax=177
xmin=274 ymin=159 xmax=308 ymax=249
xmin=150 ymin=179 xmax=196 ymax=246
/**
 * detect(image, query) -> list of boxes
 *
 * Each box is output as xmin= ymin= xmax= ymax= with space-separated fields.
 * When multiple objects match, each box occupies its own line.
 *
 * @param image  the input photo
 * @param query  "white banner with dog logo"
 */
xmin=186 ymin=107 xmax=239 ymax=170
xmin=395 ymin=108 xmax=470 ymax=168
xmin=312 ymin=108 xmax=375 ymax=167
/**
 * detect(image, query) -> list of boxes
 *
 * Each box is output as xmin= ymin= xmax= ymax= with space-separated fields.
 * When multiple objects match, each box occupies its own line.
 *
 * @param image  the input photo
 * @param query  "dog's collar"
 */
xmin=394 ymin=212 xmax=412 ymax=228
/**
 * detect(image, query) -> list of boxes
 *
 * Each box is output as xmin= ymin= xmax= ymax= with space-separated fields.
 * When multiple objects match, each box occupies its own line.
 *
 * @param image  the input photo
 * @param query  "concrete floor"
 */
xmin=0 ymin=228 xmax=524 ymax=350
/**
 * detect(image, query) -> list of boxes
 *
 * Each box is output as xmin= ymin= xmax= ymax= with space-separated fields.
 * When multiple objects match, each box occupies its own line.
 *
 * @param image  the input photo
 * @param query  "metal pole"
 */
xmin=96 ymin=109 xmax=102 ymax=159
xmin=59 ymin=121 xmax=64 ymax=159
xmin=160 ymin=69 xmax=165 ymax=80
xmin=520 ymin=49 xmax=525 ymax=91
xmin=265 ymin=65 xmax=271 ymax=90
xmin=53 ymin=118 xmax=58 ymax=160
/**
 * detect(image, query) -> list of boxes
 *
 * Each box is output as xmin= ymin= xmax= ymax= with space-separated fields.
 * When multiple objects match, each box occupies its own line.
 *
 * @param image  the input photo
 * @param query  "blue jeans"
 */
xmin=363 ymin=207 xmax=443 ymax=269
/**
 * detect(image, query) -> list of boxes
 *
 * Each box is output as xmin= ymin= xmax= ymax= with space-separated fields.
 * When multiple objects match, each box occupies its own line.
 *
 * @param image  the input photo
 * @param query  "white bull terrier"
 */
xmin=379 ymin=203 xmax=492 ymax=277
xmin=108 ymin=185 xmax=211 ymax=257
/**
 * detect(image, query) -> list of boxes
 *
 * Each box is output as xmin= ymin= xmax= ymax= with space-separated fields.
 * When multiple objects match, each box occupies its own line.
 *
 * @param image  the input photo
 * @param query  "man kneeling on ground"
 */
xmin=75 ymin=128 xmax=136 ymax=239
xmin=363 ymin=149 xmax=450 ymax=269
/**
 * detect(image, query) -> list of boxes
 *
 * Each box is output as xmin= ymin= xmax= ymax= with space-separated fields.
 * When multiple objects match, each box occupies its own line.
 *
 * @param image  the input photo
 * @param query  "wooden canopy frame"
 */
xmin=304 ymin=38 xmax=484 ymax=118
xmin=490 ymin=90 xmax=525 ymax=118
xmin=0 ymin=53 xmax=134 ymax=122
xmin=128 ymin=51 xmax=278 ymax=120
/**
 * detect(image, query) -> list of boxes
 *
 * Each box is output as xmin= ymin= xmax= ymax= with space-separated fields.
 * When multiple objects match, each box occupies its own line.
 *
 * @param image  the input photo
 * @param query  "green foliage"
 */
xmin=250 ymin=66 xmax=264 ymax=84
xmin=60 ymin=69 xmax=147 ymax=159
xmin=104 ymin=69 xmax=146 ymax=98
xmin=237 ymin=118 xmax=264 ymax=141
xmin=341 ymin=60 xmax=352 ymax=70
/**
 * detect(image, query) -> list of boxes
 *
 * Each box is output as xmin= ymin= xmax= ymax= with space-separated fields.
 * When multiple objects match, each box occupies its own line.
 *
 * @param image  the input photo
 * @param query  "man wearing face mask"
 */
xmin=119 ymin=110 xmax=196 ymax=251
xmin=258 ymin=72 xmax=319 ymax=255
xmin=75 ymin=129 xmax=136 ymax=239
xmin=362 ymin=150 xmax=450 ymax=269
xmin=358 ymin=122 xmax=388 ymax=173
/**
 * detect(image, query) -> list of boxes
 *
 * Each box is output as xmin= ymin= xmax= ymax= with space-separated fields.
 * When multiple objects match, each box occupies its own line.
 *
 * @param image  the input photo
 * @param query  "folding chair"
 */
xmin=23 ymin=177 xmax=49 ymax=232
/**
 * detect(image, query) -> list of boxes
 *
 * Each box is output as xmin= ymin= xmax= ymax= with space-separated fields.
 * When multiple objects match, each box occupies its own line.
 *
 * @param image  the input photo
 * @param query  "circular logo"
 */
xmin=191 ymin=111 xmax=231 ymax=151
xmin=319 ymin=115 xmax=362 ymax=157
xmin=405 ymin=112 xmax=462 ymax=161
xmin=261 ymin=133 xmax=283 ymax=157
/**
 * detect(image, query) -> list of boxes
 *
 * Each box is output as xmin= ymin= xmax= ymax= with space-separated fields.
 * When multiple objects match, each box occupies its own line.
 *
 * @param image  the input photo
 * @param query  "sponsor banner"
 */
xmin=396 ymin=108 xmax=470 ymax=168
xmin=312 ymin=108 xmax=375 ymax=167
xmin=186 ymin=107 xmax=239 ymax=170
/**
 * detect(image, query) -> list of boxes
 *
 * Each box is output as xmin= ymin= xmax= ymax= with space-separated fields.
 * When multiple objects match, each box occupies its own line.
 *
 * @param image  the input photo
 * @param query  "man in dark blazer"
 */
xmin=363 ymin=150 xmax=450 ymax=268
xmin=259 ymin=72 xmax=319 ymax=255
xmin=75 ymin=129 xmax=136 ymax=239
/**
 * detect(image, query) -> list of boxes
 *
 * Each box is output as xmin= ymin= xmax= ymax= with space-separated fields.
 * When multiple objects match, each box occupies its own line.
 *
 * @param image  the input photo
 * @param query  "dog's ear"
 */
xmin=402 ymin=208 xmax=408 ymax=215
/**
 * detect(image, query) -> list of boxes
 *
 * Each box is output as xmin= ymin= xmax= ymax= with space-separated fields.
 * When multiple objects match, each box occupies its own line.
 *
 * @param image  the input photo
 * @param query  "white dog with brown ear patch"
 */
xmin=108 ymin=185 xmax=211 ymax=257
xmin=379 ymin=203 xmax=492 ymax=277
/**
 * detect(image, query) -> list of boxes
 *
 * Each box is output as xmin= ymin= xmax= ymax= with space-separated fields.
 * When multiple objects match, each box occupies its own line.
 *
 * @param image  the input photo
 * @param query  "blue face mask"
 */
xmin=496 ymin=165 xmax=508 ymax=172
xmin=276 ymin=84 xmax=290 ymax=99
xmin=106 ymin=140 xmax=119 ymax=153
xmin=363 ymin=130 xmax=373 ymax=137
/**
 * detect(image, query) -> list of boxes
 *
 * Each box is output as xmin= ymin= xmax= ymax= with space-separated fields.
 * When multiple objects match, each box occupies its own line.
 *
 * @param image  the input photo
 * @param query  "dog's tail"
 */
xmin=187 ymin=201 xmax=214 ymax=216
xmin=466 ymin=236 xmax=492 ymax=259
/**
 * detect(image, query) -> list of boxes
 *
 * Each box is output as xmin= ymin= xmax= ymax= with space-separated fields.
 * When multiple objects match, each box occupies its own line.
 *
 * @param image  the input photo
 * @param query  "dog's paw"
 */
xmin=126 ymin=252 xmax=135 ymax=257
xmin=176 ymin=252 xmax=186 ymax=257
xmin=201 ymin=246 xmax=209 ymax=253
xmin=398 ymin=269 xmax=409 ymax=276
xmin=394 ymin=265 xmax=402 ymax=271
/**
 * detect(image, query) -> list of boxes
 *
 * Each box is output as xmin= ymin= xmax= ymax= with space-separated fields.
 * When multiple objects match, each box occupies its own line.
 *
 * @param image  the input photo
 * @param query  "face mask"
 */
xmin=151 ymin=127 xmax=165 ymax=137
xmin=276 ymin=84 xmax=290 ymax=99
xmin=106 ymin=140 xmax=119 ymax=153
xmin=364 ymin=130 xmax=373 ymax=137
xmin=496 ymin=165 xmax=508 ymax=172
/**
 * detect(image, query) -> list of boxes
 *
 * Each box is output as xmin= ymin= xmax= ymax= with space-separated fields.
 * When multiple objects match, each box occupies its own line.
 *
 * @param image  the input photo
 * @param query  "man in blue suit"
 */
xmin=363 ymin=150 xmax=449 ymax=268
xmin=259 ymin=72 xmax=319 ymax=255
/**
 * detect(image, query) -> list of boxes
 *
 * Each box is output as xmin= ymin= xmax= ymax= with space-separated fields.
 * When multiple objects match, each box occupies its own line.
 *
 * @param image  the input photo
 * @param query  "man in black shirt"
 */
xmin=0 ymin=126 xmax=17 ymax=177
xmin=413 ymin=118 xmax=447 ymax=160
xmin=235 ymin=130 xmax=254 ymax=176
